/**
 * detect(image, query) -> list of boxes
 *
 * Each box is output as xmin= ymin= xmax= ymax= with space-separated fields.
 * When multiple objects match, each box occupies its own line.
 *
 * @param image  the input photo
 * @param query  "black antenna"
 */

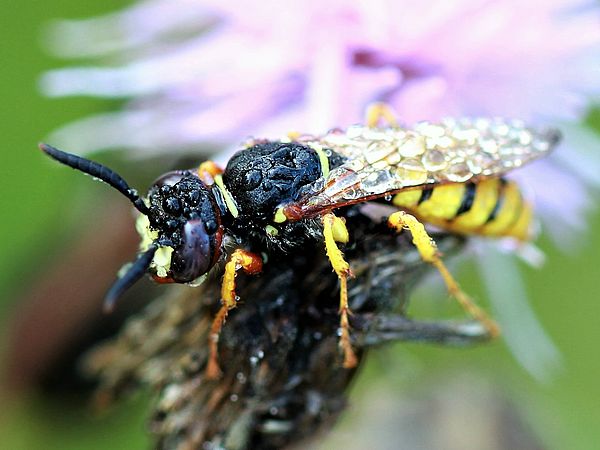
xmin=39 ymin=143 xmax=150 ymax=215
xmin=104 ymin=244 xmax=158 ymax=312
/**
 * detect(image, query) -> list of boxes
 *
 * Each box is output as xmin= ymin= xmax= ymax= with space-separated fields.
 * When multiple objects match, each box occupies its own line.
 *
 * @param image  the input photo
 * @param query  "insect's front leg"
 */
xmin=322 ymin=212 xmax=358 ymax=369
xmin=388 ymin=210 xmax=500 ymax=338
xmin=197 ymin=160 xmax=224 ymax=184
xmin=206 ymin=249 xmax=263 ymax=379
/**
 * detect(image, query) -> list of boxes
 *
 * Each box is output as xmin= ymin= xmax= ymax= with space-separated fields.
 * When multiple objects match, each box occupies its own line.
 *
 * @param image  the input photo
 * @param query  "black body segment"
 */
xmin=484 ymin=178 xmax=507 ymax=224
xmin=221 ymin=142 xmax=345 ymax=253
xmin=223 ymin=142 xmax=324 ymax=222
xmin=455 ymin=182 xmax=477 ymax=216
xmin=418 ymin=187 xmax=433 ymax=205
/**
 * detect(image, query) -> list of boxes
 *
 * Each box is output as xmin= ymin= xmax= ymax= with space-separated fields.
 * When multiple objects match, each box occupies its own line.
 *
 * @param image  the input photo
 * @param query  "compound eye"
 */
xmin=244 ymin=169 xmax=262 ymax=190
xmin=152 ymin=170 xmax=188 ymax=189
xmin=170 ymin=220 xmax=215 ymax=283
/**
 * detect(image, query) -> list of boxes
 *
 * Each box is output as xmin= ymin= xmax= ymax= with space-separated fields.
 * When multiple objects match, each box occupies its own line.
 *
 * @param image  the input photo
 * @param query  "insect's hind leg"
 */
xmin=206 ymin=249 xmax=263 ymax=379
xmin=361 ymin=314 xmax=491 ymax=347
xmin=322 ymin=212 xmax=358 ymax=368
xmin=388 ymin=211 xmax=500 ymax=338
xmin=365 ymin=102 xmax=399 ymax=128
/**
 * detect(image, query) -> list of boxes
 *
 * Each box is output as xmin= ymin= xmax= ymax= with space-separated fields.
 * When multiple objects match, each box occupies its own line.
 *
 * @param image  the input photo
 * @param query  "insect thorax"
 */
xmin=221 ymin=141 xmax=344 ymax=252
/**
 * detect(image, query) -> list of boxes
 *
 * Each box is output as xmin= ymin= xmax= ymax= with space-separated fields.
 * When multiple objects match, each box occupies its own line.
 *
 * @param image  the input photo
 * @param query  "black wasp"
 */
xmin=41 ymin=104 xmax=560 ymax=377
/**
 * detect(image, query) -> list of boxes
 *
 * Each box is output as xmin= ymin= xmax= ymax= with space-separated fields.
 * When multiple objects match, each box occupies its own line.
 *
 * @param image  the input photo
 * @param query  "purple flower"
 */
xmin=41 ymin=0 xmax=600 ymax=230
xmin=41 ymin=0 xmax=600 ymax=378
xmin=42 ymin=2 xmax=599 ymax=138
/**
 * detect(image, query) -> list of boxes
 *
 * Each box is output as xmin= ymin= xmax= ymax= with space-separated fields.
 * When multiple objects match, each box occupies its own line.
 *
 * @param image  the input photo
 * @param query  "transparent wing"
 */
xmin=286 ymin=118 xmax=561 ymax=218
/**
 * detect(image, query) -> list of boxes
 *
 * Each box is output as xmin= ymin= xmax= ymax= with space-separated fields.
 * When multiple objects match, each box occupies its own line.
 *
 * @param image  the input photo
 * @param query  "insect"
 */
xmin=40 ymin=103 xmax=561 ymax=378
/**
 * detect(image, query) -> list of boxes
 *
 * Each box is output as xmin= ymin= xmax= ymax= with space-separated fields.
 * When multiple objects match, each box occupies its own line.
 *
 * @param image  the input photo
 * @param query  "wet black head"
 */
xmin=145 ymin=170 xmax=223 ymax=283
xmin=40 ymin=143 xmax=223 ymax=311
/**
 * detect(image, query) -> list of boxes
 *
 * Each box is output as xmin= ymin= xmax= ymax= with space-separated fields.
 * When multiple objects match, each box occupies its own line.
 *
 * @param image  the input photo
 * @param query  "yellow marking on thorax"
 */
xmin=273 ymin=207 xmax=287 ymax=223
xmin=312 ymin=143 xmax=330 ymax=178
xmin=265 ymin=225 xmax=279 ymax=236
xmin=272 ymin=142 xmax=331 ymax=225
xmin=214 ymin=174 xmax=239 ymax=218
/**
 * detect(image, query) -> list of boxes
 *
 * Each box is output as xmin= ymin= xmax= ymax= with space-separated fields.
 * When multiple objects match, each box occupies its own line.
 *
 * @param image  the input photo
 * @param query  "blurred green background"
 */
xmin=1 ymin=1 xmax=599 ymax=449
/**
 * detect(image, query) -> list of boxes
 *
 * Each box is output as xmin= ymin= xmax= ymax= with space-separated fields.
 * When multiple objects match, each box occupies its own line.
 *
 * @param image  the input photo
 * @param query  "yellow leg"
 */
xmin=205 ymin=249 xmax=263 ymax=379
xmin=365 ymin=102 xmax=398 ymax=128
xmin=198 ymin=160 xmax=224 ymax=185
xmin=388 ymin=211 xmax=500 ymax=338
xmin=322 ymin=213 xmax=357 ymax=368
xmin=286 ymin=131 xmax=301 ymax=141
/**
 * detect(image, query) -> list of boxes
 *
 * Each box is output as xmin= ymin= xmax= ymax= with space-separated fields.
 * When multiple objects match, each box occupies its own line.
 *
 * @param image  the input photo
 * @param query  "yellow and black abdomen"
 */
xmin=392 ymin=178 xmax=532 ymax=241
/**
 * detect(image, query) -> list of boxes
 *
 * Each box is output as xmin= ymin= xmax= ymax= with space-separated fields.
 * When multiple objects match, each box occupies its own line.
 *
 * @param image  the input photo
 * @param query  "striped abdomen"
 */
xmin=392 ymin=178 xmax=532 ymax=241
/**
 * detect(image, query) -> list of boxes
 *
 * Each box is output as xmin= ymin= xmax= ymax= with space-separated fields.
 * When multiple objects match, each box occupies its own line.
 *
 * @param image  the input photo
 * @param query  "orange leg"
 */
xmin=197 ymin=160 xmax=224 ymax=185
xmin=205 ymin=249 xmax=263 ymax=379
